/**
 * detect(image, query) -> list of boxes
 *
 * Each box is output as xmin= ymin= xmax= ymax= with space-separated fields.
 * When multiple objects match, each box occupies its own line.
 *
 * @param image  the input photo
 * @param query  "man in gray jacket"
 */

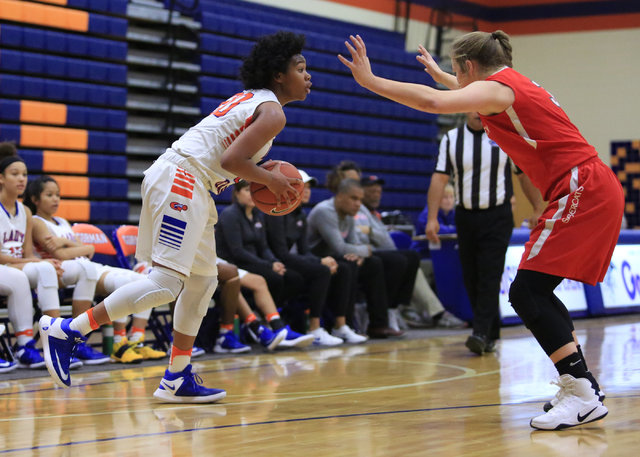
xmin=307 ymin=178 xmax=403 ymax=338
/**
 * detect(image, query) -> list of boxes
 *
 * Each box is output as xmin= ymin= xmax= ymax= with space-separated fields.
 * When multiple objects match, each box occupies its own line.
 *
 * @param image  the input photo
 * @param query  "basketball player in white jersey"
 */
xmin=40 ymin=31 xmax=311 ymax=402
xmin=0 ymin=145 xmax=64 ymax=370
xmin=24 ymin=176 xmax=165 ymax=364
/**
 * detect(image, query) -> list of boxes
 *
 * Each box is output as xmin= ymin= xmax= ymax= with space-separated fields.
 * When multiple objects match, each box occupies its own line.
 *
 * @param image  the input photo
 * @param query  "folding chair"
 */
xmin=111 ymin=225 xmax=173 ymax=352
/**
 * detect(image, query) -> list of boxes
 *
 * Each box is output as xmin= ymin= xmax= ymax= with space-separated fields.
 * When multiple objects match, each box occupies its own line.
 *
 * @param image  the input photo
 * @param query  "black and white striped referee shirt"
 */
xmin=435 ymin=124 xmax=517 ymax=210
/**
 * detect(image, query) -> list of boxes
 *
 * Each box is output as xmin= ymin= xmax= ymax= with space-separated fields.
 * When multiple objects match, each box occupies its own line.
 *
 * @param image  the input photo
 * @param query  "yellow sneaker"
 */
xmin=133 ymin=344 xmax=166 ymax=360
xmin=111 ymin=338 xmax=143 ymax=364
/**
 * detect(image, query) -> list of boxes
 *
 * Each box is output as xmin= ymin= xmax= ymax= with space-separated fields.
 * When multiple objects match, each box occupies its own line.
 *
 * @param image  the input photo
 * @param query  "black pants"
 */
xmin=357 ymin=255 xmax=389 ymax=328
xmin=373 ymin=249 xmax=420 ymax=308
xmin=238 ymin=262 xmax=305 ymax=308
xmin=326 ymin=258 xmax=358 ymax=320
xmin=455 ymin=204 xmax=513 ymax=340
xmin=283 ymin=256 xmax=332 ymax=318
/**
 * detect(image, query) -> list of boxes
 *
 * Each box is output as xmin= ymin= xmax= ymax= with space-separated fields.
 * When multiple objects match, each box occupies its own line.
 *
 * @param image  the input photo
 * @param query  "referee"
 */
xmin=426 ymin=112 xmax=542 ymax=355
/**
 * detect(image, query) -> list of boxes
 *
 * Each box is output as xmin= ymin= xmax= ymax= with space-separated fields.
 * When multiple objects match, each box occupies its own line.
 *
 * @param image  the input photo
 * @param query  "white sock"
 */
xmin=169 ymin=355 xmax=190 ymax=373
xmin=69 ymin=313 xmax=93 ymax=336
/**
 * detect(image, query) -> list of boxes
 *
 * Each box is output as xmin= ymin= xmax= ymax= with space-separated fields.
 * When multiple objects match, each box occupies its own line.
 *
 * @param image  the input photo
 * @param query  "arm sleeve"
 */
xmin=265 ymin=215 xmax=290 ymax=260
xmin=256 ymin=213 xmax=278 ymax=262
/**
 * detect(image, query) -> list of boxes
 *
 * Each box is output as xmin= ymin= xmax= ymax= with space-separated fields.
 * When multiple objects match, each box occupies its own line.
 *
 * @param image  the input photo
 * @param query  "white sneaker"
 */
xmin=332 ymin=325 xmax=368 ymax=344
xmin=310 ymin=328 xmax=343 ymax=346
xmin=530 ymin=375 xmax=608 ymax=430
xmin=388 ymin=308 xmax=401 ymax=332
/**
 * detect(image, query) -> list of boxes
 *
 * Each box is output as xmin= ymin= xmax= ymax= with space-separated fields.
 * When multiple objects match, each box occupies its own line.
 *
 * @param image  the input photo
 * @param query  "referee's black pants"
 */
xmin=455 ymin=203 xmax=513 ymax=340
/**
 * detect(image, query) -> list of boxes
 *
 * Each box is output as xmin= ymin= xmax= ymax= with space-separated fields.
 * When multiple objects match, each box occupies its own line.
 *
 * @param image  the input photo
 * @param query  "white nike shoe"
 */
xmin=530 ymin=375 xmax=608 ymax=430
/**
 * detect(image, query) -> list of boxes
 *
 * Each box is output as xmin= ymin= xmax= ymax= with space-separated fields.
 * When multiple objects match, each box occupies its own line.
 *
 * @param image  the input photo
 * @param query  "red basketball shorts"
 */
xmin=520 ymin=157 xmax=624 ymax=285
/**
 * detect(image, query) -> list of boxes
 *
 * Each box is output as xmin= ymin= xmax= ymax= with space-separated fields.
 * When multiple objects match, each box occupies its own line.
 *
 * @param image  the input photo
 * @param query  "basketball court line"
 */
xmin=4 ymin=395 xmax=639 ymax=455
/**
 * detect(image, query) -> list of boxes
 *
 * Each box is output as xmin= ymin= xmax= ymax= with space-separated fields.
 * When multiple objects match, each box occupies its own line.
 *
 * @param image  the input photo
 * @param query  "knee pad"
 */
xmin=173 ymin=274 xmax=218 ymax=336
xmin=62 ymin=259 xmax=98 ymax=301
xmin=103 ymin=269 xmax=144 ymax=295
xmin=104 ymin=266 xmax=184 ymax=321
xmin=508 ymin=275 xmax=540 ymax=327
xmin=23 ymin=261 xmax=58 ymax=288
xmin=132 ymin=266 xmax=184 ymax=313
xmin=22 ymin=262 xmax=60 ymax=312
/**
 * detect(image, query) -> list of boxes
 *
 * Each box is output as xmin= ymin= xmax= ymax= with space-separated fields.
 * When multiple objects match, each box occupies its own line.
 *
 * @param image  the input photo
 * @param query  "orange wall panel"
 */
xmin=56 ymin=199 xmax=90 ymax=222
xmin=42 ymin=151 xmax=88 ymax=174
xmin=0 ymin=0 xmax=88 ymax=32
xmin=51 ymin=175 xmax=89 ymax=198
xmin=20 ymin=126 xmax=88 ymax=151
xmin=20 ymin=100 xmax=67 ymax=125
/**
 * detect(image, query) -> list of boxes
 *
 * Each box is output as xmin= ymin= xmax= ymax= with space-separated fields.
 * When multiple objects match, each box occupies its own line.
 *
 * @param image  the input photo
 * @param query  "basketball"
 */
xmin=250 ymin=160 xmax=304 ymax=216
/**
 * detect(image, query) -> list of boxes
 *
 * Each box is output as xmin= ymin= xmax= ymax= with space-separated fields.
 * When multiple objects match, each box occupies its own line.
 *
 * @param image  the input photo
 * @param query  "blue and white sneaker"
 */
xmin=74 ymin=341 xmax=110 ymax=365
xmin=245 ymin=324 xmax=287 ymax=351
xmin=0 ymin=358 xmax=17 ymax=373
xmin=153 ymin=364 xmax=226 ymax=403
xmin=39 ymin=316 xmax=86 ymax=388
xmin=191 ymin=346 xmax=205 ymax=358
xmin=14 ymin=339 xmax=46 ymax=369
xmin=213 ymin=332 xmax=251 ymax=354
xmin=277 ymin=325 xmax=315 ymax=348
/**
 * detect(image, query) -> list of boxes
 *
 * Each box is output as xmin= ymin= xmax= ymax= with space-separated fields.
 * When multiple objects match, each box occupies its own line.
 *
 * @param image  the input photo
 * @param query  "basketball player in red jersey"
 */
xmin=340 ymin=32 xmax=623 ymax=430
xmin=39 ymin=31 xmax=311 ymax=402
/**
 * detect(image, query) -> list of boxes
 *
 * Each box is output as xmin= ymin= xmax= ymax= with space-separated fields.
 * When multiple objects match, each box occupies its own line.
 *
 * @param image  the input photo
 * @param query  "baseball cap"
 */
xmin=361 ymin=175 xmax=385 ymax=186
xmin=298 ymin=169 xmax=318 ymax=185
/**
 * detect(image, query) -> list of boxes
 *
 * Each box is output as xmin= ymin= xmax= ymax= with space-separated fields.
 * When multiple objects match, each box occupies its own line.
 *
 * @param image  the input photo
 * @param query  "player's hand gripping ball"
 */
xmin=250 ymin=160 xmax=304 ymax=216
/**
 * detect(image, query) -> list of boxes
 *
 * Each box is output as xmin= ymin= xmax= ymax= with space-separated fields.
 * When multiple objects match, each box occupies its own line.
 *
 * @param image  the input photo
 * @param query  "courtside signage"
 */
xmin=499 ymin=245 xmax=587 ymax=318
xmin=599 ymin=244 xmax=640 ymax=309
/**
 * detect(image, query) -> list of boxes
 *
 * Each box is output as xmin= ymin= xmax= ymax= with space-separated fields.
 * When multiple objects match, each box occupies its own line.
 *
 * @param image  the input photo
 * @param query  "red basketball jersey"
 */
xmin=479 ymin=67 xmax=597 ymax=201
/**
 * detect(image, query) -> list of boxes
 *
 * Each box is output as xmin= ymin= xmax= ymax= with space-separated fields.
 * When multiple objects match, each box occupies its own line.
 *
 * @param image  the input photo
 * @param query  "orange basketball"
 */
xmin=250 ymin=161 xmax=304 ymax=216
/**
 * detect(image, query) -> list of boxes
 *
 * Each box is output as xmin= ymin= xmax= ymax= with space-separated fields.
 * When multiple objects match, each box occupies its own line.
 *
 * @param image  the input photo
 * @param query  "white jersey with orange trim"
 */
xmin=32 ymin=215 xmax=78 ymax=259
xmin=0 ymin=201 xmax=27 ymax=259
xmin=162 ymin=89 xmax=280 ymax=195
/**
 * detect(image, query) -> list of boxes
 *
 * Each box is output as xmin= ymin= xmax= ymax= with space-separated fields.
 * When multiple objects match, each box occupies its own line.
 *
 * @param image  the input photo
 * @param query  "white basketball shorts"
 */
xmin=136 ymin=158 xmax=218 ymax=277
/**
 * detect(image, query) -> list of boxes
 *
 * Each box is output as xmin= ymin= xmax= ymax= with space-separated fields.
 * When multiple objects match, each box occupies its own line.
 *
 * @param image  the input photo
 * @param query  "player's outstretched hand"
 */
xmin=416 ymin=45 xmax=442 ymax=79
xmin=338 ymin=35 xmax=376 ymax=89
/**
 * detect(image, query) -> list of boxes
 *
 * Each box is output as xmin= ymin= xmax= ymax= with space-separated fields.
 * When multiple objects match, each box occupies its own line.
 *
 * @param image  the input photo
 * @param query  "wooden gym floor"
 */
xmin=0 ymin=315 xmax=638 ymax=456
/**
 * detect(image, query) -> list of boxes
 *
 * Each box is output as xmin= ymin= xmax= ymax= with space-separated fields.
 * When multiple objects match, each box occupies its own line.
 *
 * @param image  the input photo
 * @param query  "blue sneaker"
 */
xmin=277 ymin=325 xmax=315 ymax=348
xmin=213 ymin=332 xmax=251 ymax=354
xmin=244 ymin=324 xmax=287 ymax=351
xmin=153 ymin=364 xmax=226 ymax=403
xmin=39 ymin=316 xmax=86 ymax=388
xmin=0 ymin=358 xmax=17 ymax=373
xmin=14 ymin=339 xmax=46 ymax=369
xmin=75 ymin=341 xmax=110 ymax=365
xmin=191 ymin=346 xmax=205 ymax=358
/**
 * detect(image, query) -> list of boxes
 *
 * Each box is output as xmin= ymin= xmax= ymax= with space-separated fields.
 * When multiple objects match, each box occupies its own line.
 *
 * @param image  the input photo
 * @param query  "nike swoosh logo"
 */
xmin=162 ymin=381 xmax=176 ymax=391
xmin=577 ymin=406 xmax=598 ymax=422
xmin=55 ymin=350 xmax=68 ymax=382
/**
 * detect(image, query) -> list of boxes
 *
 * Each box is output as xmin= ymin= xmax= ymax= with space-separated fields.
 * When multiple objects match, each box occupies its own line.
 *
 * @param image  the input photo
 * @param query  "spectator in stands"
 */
xmin=24 ymin=176 xmax=166 ymax=365
xmin=216 ymin=181 xmax=314 ymax=348
xmin=0 ymin=145 xmax=76 ymax=371
xmin=412 ymin=183 xmax=456 ymax=263
xmin=307 ymin=178 xmax=403 ymax=338
xmin=265 ymin=169 xmax=367 ymax=345
xmin=359 ymin=176 xmax=465 ymax=329
xmin=39 ymin=31 xmax=312 ymax=401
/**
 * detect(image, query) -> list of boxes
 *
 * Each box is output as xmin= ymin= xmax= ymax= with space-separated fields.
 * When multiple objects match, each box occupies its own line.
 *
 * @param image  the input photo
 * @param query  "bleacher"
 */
xmin=0 ymin=0 xmax=437 ymax=225
xmin=0 ymin=0 xmax=129 ymax=225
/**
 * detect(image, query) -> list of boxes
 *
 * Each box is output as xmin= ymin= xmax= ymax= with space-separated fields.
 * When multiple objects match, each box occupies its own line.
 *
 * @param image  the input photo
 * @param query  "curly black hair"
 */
xmin=240 ymin=31 xmax=305 ymax=90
